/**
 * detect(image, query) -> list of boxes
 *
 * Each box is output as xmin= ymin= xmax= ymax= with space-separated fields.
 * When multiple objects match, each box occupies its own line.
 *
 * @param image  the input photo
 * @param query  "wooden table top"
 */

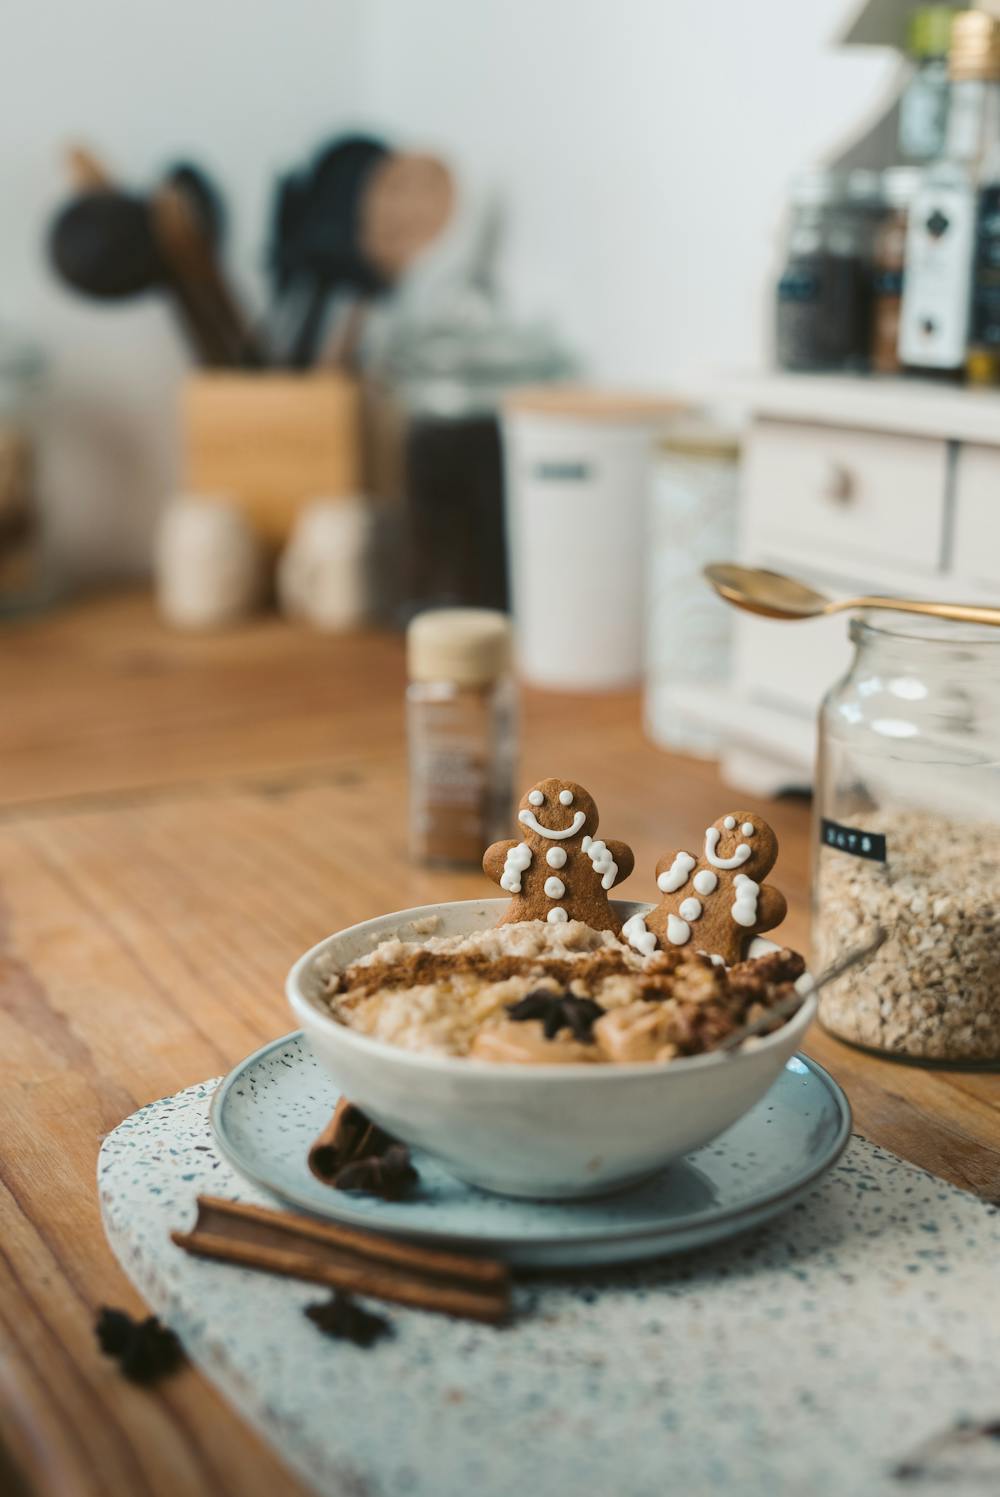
xmin=2 ymin=592 xmax=998 ymax=1497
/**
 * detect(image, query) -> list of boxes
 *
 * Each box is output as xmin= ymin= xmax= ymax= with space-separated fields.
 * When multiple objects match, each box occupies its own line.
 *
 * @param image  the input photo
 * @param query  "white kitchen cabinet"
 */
xmin=952 ymin=444 xmax=1000 ymax=589
xmin=656 ymin=374 xmax=1000 ymax=794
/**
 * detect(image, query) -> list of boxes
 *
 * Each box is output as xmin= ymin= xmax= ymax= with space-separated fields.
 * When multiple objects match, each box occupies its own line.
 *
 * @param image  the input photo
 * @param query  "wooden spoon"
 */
xmin=151 ymin=183 xmax=263 ymax=367
xmin=704 ymin=563 xmax=1000 ymax=629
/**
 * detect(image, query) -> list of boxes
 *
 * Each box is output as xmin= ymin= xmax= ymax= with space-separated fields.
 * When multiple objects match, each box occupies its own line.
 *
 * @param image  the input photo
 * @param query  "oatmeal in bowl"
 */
xmin=321 ymin=917 xmax=806 ymax=1065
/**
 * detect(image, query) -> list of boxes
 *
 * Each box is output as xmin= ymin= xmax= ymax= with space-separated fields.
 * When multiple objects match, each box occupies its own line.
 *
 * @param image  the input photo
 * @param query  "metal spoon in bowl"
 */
xmin=717 ymin=926 xmax=887 ymax=1054
xmin=704 ymin=563 xmax=1000 ymax=629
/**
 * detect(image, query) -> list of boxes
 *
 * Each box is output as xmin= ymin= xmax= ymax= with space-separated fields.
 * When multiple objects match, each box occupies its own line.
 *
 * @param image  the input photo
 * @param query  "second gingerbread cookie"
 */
xmin=483 ymin=777 xmax=634 ymax=933
xmin=636 ymin=811 xmax=786 ymax=966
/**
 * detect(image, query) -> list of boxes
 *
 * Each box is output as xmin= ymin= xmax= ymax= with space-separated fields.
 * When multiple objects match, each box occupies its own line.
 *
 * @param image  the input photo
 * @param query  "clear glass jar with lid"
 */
xmin=813 ymin=612 xmax=1000 ymax=1065
xmin=775 ymin=171 xmax=878 ymax=372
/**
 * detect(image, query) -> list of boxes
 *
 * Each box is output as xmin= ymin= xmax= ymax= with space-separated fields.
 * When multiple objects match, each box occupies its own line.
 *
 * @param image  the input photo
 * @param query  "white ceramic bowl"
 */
xmin=286 ymin=899 xmax=816 ymax=1200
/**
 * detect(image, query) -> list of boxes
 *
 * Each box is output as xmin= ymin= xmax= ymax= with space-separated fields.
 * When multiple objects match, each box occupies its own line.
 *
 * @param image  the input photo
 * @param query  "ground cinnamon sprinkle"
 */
xmin=340 ymin=944 xmax=687 ymax=999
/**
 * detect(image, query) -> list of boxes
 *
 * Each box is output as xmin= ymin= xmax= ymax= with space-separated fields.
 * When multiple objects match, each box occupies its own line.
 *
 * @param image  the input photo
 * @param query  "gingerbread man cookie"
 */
xmin=483 ymin=777 xmax=634 ymax=934
xmin=625 ymin=811 xmax=786 ymax=966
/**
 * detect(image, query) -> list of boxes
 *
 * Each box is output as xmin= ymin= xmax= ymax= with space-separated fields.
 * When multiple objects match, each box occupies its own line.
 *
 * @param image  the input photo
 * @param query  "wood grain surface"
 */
xmin=2 ymin=592 xmax=998 ymax=1497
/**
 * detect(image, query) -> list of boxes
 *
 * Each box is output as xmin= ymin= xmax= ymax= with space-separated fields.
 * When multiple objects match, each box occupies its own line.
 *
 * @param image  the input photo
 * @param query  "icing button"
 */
xmin=544 ymin=876 xmax=566 ymax=899
xmin=666 ymin=914 xmax=691 ymax=945
xmin=546 ymin=907 xmax=569 ymax=924
xmin=546 ymin=847 xmax=567 ymax=869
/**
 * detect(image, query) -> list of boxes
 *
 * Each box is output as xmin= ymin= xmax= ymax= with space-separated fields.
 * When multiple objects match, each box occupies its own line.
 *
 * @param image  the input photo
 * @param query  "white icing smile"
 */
xmin=704 ymin=826 xmax=752 ymax=870
xmin=518 ymin=808 xmax=587 ymax=840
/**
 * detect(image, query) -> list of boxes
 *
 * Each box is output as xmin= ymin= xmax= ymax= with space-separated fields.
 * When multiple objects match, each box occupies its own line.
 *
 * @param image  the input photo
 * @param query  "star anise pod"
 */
xmin=333 ymin=1143 xmax=419 ymax=1200
xmin=305 ymin=1292 xmax=393 ymax=1348
xmin=506 ymin=989 xmax=605 ymax=1043
xmin=95 ymin=1307 xmax=184 ymax=1384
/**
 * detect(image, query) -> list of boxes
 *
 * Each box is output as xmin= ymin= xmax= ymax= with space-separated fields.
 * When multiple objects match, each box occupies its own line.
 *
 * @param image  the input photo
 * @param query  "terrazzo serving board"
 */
xmin=100 ymin=1078 xmax=1000 ymax=1497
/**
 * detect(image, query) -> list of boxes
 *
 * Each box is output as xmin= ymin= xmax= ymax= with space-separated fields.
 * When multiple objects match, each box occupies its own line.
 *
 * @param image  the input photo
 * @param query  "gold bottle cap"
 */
xmin=966 ymin=346 xmax=1000 ymax=385
xmin=949 ymin=9 xmax=1000 ymax=80
xmin=407 ymin=608 xmax=512 ymax=686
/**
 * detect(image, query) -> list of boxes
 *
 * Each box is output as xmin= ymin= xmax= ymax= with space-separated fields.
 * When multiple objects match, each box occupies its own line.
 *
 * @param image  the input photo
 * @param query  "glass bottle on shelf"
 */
xmin=775 ymin=171 xmax=876 ymax=372
xmin=898 ymin=6 xmax=955 ymax=162
xmin=871 ymin=168 xmax=922 ymax=374
xmin=899 ymin=9 xmax=1000 ymax=376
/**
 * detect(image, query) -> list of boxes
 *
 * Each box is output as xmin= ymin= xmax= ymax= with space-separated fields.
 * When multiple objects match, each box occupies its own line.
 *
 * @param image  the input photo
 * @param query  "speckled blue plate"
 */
xmin=210 ymin=1032 xmax=851 ymax=1268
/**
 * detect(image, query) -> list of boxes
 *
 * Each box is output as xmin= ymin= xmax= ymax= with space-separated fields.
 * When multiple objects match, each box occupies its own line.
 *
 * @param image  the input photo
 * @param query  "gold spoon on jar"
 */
xmin=704 ymin=563 xmax=1000 ymax=628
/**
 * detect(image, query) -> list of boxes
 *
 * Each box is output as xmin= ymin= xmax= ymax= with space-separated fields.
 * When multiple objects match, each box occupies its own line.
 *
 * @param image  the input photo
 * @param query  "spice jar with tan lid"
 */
xmin=407 ymin=608 xmax=516 ymax=868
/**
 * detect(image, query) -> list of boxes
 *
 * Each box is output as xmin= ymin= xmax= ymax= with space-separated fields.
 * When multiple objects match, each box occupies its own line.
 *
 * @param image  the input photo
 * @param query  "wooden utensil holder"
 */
xmin=181 ymin=372 xmax=362 ymax=548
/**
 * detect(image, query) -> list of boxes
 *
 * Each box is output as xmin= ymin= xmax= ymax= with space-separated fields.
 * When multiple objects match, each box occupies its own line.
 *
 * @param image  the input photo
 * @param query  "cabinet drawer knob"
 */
xmin=819 ymin=460 xmax=854 ymax=505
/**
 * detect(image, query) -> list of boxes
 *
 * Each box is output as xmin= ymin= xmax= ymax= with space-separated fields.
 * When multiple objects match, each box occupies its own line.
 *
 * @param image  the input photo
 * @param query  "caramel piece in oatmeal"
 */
xmin=594 ymin=1004 xmax=680 ymax=1063
xmin=470 ymin=1021 xmax=598 ymax=1064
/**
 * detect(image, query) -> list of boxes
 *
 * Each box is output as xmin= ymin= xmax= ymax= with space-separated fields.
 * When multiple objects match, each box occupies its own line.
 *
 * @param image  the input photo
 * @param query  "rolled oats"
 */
xmin=815 ymin=810 xmax=1000 ymax=1061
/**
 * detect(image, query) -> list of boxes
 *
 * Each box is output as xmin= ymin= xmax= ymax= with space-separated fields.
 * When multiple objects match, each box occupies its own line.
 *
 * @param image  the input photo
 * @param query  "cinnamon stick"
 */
xmin=172 ymin=1196 xmax=509 ymax=1325
xmin=308 ymin=1098 xmax=394 ymax=1183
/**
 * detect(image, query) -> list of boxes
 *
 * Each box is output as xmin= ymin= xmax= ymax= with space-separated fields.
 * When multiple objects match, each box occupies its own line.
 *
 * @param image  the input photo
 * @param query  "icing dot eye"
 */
xmin=528 ymin=790 xmax=544 ymax=806
xmin=723 ymin=816 xmax=736 ymax=830
xmin=741 ymin=822 xmax=755 ymax=836
xmin=559 ymin=789 xmax=574 ymax=806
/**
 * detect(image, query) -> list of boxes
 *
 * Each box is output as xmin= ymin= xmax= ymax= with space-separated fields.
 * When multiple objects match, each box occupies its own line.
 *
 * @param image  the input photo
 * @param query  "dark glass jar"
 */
xmin=371 ymin=295 xmax=571 ymax=620
xmin=776 ymin=171 xmax=878 ymax=372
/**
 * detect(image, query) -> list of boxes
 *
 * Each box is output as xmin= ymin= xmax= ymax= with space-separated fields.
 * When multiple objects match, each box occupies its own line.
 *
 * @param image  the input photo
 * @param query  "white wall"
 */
xmin=362 ymin=0 xmax=893 ymax=387
xmin=4 ymin=0 xmax=893 ymax=584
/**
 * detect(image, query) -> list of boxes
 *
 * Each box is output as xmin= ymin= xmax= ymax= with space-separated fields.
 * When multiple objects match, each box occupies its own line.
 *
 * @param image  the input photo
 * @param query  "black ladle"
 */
xmin=49 ymin=191 xmax=162 ymax=301
xmin=270 ymin=134 xmax=390 ymax=367
xmin=48 ymin=168 xmax=260 ymax=366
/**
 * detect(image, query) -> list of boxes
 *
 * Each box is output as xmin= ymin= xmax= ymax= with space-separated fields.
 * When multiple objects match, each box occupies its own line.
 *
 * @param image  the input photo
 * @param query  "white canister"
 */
xmin=643 ymin=420 xmax=739 ymax=754
xmin=155 ymin=494 xmax=262 ymax=631
xmin=502 ymin=391 xmax=676 ymax=690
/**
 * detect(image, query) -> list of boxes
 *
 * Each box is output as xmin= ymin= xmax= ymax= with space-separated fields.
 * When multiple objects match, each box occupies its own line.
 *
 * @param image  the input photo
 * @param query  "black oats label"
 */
xmin=821 ymin=818 xmax=887 ymax=864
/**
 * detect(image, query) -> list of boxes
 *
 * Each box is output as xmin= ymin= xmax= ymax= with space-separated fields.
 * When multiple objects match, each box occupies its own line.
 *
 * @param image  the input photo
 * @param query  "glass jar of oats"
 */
xmin=814 ymin=612 xmax=1000 ymax=1065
